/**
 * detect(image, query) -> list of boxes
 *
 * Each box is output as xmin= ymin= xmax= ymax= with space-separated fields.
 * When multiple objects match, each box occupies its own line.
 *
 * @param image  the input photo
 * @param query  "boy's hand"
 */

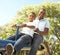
xmin=21 ymin=24 xmax=26 ymax=28
xmin=12 ymin=24 xmax=17 ymax=27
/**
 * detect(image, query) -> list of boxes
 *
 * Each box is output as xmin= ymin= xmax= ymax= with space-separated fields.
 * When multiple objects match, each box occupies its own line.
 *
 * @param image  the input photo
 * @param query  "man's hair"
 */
xmin=30 ymin=12 xmax=36 ymax=18
xmin=40 ymin=8 xmax=46 ymax=11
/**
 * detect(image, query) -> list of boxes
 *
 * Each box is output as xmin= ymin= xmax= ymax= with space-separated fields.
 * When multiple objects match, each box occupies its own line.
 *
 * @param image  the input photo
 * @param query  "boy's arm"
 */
xmin=26 ymin=25 xmax=35 ymax=29
xmin=20 ymin=24 xmax=35 ymax=29
xmin=12 ymin=24 xmax=35 ymax=29
xmin=20 ymin=24 xmax=26 ymax=28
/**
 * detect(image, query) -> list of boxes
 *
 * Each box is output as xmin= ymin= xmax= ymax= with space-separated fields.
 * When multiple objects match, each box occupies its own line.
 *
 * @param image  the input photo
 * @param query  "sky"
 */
xmin=0 ymin=0 xmax=60 ymax=26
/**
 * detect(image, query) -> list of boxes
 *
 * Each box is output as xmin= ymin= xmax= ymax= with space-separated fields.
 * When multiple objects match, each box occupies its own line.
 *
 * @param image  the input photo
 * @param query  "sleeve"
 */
xmin=26 ymin=22 xmax=35 ymax=26
xmin=45 ymin=21 xmax=50 ymax=29
xmin=33 ymin=20 xmax=36 ymax=26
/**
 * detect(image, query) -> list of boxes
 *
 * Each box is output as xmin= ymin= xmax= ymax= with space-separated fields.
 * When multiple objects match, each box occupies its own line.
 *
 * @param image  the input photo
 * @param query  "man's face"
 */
xmin=28 ymin=13 xmax=35 ymax=22
xmin=38 ymin=9 xmax=46 ymax=20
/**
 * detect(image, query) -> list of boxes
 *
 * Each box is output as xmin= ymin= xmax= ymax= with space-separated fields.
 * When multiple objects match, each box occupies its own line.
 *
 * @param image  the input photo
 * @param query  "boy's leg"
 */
xmin=14 ymin=35 xmax=32 ymax=53
xmin=29 ymin=33 xmax=43 ymax=55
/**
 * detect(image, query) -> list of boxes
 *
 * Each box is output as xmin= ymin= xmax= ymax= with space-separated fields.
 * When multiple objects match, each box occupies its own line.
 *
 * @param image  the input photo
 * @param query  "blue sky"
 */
xmin=0 ymin=0 xmax=60 ymax=26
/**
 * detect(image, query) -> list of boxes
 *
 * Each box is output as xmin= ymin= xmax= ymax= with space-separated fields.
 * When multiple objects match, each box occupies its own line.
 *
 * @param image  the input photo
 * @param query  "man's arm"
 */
xmin=35 ymin=28 xmax=49 ymax=35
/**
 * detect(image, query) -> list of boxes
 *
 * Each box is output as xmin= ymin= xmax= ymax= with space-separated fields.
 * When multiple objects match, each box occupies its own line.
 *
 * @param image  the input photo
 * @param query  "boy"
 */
xmin=6 ymin=12 xmax=36 ymax=55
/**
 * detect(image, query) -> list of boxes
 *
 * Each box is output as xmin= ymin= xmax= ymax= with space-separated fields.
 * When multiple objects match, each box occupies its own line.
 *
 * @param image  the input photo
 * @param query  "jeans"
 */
xmin=7 ymin=33 xmax=25 ymax=41
xmin=29 ymin=33 xmax=43 ymax=55
xmin=7 ymin=33 xmax=32 ymax=52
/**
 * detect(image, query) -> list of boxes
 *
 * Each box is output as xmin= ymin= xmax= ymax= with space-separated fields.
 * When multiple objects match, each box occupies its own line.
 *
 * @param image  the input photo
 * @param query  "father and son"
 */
xmin=5 ymin=8 xmax=50 ymax=55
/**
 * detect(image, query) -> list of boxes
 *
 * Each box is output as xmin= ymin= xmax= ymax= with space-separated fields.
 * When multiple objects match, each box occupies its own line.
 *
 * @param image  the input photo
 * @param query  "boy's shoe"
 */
xmin=5 ymin=43 xmax=14 ymax=55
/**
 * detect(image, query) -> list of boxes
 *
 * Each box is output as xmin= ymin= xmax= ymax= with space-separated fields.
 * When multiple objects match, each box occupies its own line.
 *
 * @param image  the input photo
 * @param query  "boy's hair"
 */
xmin=30 ymin=12 xmax=36 ymax=18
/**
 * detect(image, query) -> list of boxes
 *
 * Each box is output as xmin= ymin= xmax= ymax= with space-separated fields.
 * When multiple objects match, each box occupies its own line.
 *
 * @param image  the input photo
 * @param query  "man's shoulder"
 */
xmin=44 ymin=18 xmax=50 ymax=28
xmin=43 ymin=18 xmax=50 ymax=23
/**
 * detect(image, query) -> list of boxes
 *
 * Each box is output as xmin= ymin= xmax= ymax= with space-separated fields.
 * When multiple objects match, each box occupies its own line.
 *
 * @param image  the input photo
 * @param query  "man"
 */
xmin=29 ymin=9 xmax=50 ymax=55
xmin=6 ymin=12 xmax=36 ymax=55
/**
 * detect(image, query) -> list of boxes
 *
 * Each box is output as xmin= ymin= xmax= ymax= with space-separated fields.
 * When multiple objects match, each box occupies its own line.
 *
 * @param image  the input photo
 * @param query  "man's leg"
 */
xmin=14 ymin=35 xmax=32 ymax=53
xmin=29 ymin=33 xmax=43 ymax=55
xmin=4 ymin=43 xmax=14 ymax=55
xmin=6 ymin=35 xmax=16 ymax=41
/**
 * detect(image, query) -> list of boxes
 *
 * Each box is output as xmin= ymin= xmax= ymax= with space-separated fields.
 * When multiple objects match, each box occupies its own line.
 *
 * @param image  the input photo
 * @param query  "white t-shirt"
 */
xmin=21 ymin=22 xmax=35 ymax=37
xmin=33 ymin=18 xmax=50 ymax=35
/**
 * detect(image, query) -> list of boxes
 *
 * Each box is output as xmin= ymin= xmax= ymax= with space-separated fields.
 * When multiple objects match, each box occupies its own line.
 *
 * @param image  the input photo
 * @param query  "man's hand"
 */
xmin=34 ymin=28 xmax=39 ymax=33
xmin=35 ymin=28 xmax=49 ymax=35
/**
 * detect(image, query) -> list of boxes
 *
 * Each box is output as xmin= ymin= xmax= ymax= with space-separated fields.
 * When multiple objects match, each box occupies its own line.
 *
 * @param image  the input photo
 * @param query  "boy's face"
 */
xmin=28 ymin=13 xmax=35 ymax=22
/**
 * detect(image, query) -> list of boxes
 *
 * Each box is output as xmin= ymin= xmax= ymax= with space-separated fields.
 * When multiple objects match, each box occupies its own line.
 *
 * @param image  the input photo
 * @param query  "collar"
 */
xmin=38 ymin=18 xmax=45 ymax=21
